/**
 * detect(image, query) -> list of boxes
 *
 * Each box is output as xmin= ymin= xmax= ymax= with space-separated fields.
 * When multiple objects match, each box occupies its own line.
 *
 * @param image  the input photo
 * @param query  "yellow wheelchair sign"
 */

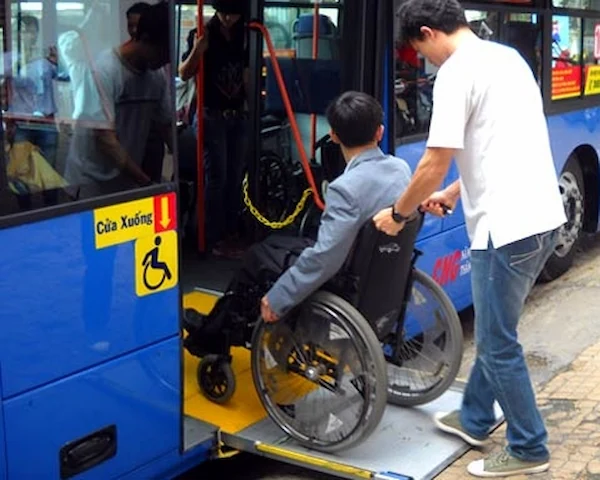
xmin=135 ymin=230 xmax=178 ymax=297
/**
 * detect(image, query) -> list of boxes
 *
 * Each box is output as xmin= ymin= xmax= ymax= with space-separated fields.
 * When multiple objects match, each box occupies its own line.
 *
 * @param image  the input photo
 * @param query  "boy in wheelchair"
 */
xmin=184 ymin=91 xmax=412 ymax=359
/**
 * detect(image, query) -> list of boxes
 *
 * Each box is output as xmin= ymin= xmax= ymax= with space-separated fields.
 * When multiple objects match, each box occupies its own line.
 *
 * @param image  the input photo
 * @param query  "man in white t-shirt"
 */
xmin=373 ymin=0 xmax=566 ymax=477
xmin=63 ymin=1 xmax=172 ymax=198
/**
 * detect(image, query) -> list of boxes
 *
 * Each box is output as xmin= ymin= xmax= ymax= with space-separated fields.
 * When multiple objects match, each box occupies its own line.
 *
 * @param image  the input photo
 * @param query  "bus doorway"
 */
xmin=177 ymin=0 xmax=367 ymax=449
xmin=177 ymin=0 xmax=364 ymax=293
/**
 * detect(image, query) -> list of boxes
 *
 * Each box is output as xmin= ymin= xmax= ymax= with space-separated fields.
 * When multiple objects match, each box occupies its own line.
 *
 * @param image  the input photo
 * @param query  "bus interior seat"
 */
xmin=263 ymin=57 xmax=341 ymax=164
xmin=292 ymin=13 xmax=340 ymax=61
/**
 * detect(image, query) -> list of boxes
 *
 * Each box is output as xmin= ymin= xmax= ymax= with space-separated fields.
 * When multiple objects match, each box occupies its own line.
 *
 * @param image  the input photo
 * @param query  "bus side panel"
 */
xmin=547 ymin=110 xmax=600 ymax=227
xmin=0 ymin=372 xmax=6 ymax=480
xmin=117 ymin=441 xmax=215 ymax=480
xmin=548 ymin=109 xmax=600 ymax=175
xmin=0 ymin=209 xmax=179 ymax=398
xmin=4 ymin=337 xmax=180 ymax=479
xmin=415 ymin=224 xmax=473 ymax=313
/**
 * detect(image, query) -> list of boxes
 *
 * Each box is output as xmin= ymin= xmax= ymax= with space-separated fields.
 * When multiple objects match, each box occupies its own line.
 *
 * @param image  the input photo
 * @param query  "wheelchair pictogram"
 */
xmin=134 ymin=230 xmax=178 ymax=297
xmin=142 ymin=236 xmax=172 ymax=291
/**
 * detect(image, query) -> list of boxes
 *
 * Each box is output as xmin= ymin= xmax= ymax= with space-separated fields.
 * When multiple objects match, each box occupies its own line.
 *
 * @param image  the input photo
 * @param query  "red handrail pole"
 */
xmin=309 ymin=4 xmax=319 ymax=158
xmin=196 ymin=1 xmax=206 ymax=252
xmin=249 ymin=22 xmax=325 ymax=210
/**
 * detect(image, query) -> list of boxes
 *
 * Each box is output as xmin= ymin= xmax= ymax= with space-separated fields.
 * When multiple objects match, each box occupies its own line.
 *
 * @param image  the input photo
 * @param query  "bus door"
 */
xmin=0 ymin=2 xmax=193 ymax=478
xmin=176 ymin=2 xmax=489 ymax=480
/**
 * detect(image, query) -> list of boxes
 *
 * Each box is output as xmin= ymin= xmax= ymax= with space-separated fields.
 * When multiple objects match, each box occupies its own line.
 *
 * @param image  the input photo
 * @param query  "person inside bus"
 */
xmin=373 ymin=0 xmax=565 ymax=477
xmin=7 ymin=14 xmax=59 ymax=169
xmin=178 ymin=0 xmax=249 ymax=258
xmin=122 ymin=1 xmax=169 ymax=184
xmin=259 ymin=92 xmax=412 ymax=323
xmin=126 ymin=2 xmax=151 ymax=41
xmin=63 ymin=1 xmax=172 ymax=198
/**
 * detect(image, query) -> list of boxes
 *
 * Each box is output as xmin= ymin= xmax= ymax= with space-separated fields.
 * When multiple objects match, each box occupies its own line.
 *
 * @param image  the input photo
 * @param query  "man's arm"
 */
xmin=179 ymin=33 xmax=208 ymax=82
xmin=374 ymin=69 xmax=470 ymax=234
xmin=96 ymin=130 xmax=151 ymax=184
xmin=392 ymin=147 xmax=455 ymax=217
xmin=265 ymin=184 xmax=361 ymax=318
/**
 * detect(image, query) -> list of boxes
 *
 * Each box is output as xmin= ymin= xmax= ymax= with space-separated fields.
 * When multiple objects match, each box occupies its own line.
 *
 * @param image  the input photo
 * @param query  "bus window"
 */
xmin=551 ymin=15 xmax=583 ymax=100
xmin=582 ymin=17 xmax=600 ymax=96
xmin=393 ymin=0 xmax=440 ymax=140
xmin=0 ymin=0 xmax=175 ymax=217
xmin=503 ymin=13 xmax=542 ymax=81
xmin=553 ymin=0 xmax=600 ymax=9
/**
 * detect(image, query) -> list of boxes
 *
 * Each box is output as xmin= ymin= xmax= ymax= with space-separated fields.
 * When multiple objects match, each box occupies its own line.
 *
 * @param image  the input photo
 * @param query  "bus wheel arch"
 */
xmin=539 ymin=147 xmax=597 ymax=282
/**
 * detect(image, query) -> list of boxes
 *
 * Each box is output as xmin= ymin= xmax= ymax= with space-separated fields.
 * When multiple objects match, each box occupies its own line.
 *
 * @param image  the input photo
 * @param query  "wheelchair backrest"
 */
xmin=344 ymin=216 xmax=422 ymax=340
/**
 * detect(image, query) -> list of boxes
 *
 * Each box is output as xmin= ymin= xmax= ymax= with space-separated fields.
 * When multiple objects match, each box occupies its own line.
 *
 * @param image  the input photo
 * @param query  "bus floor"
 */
xmin=182 ymin=290 xmax=271 ymax=435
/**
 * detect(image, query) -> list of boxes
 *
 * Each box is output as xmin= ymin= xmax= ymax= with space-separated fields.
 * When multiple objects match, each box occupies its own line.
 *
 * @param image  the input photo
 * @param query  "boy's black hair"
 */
xmin=135 ymin=1 xmax=170 ymax=48
xmin=127 ymin=2 xmax=151 ymax=17
xmin=326 ymin=91 xmax=384 ymax=148
xmin=397 ymin=0 xmax=468 ymax=42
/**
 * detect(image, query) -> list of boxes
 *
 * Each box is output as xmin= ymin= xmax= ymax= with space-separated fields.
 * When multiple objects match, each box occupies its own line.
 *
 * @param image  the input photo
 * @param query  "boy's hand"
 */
xmin=261 ymin=296 xmax=279 ymax=323
xmin=373 ymin=207 xmax=406 ymax=236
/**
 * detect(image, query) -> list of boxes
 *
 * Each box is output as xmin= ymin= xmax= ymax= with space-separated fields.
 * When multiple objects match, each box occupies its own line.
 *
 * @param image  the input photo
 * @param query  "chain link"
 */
xmin=242 ymin=174 xmax=313 ymax=229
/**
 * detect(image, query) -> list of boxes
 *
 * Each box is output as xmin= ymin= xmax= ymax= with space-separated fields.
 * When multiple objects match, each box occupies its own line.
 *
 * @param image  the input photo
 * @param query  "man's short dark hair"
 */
xmin=20 ymin=15 xmax=39 ymax=32
xmin=326 ymin=91 xmax=384 ymax=148
xmin=213 ymin=0 xmax=247 ymax=15
xmin=397 ymin=0 xmax=468 ymax=42
xmin=135 ymin=1 xmax=169 ymax=48
xmin=127 ymin=2 xmax=151 ymax=17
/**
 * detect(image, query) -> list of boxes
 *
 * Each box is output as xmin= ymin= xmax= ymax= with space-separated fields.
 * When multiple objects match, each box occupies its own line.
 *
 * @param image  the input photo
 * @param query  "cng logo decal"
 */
xmin=135 ymin=231 xmax=178 ymax=297
xmin=432 ymin=247 xmax=471 ymax=286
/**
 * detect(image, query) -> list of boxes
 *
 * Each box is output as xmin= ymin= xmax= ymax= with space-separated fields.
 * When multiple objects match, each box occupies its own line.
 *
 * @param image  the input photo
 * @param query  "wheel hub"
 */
xmin=556 ymin=171 xmax=584 ymax=258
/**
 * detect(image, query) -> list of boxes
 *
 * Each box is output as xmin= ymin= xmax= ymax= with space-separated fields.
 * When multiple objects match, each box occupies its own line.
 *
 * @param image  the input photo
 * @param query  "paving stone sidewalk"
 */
xmin=435 ymin=340 xmax=600 ymax=480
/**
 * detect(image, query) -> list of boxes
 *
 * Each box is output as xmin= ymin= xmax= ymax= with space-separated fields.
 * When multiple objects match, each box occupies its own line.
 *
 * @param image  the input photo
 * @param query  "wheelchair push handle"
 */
xmin=417 ymin=203 xmax=453 ymax=216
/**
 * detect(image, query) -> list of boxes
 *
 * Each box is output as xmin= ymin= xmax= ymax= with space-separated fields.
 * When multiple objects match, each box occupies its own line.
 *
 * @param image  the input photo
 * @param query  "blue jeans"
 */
xmin=461 ymin=229 xmax=557 ymax=462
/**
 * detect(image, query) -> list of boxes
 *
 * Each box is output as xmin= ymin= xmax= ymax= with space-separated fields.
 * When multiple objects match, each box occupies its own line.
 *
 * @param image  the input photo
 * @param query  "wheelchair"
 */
xmin=184 ymin=212 xmax=464 ymax=453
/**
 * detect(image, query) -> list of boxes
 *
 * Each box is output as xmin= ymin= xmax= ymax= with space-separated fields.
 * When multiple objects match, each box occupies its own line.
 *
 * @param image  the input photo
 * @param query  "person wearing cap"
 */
xmin=179 ymin=0 xmax=249 ymax=258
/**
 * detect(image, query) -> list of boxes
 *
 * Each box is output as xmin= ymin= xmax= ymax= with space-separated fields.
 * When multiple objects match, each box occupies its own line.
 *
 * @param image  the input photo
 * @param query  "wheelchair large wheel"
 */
xmin=251 ymin=291 xmax=387 ymax=453
xmin=385 ymin=269 xmax=463 ymax=407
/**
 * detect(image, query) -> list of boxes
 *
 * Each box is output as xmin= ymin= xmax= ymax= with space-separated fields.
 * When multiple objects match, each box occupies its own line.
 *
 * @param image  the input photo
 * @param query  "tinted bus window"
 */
xmin=0 ymin=0 xmax=175 ymax=218
xmin=393 ymin=2 xmax=540 ymax=142
xmin=551 ymin=15 xmax=583 ymax=99
xmin=553 ymin=0 xmax=600 ymax=9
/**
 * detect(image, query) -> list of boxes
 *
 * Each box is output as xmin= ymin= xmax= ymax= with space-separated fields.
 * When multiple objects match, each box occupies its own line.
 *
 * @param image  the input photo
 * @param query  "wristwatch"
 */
xmin=391 ymin=205 xmax=410 ymax=224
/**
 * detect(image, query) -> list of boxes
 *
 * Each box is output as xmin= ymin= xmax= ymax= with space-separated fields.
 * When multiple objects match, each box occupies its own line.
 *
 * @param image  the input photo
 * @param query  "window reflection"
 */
xmin=1 ymin=0 xmax=175 ymax=212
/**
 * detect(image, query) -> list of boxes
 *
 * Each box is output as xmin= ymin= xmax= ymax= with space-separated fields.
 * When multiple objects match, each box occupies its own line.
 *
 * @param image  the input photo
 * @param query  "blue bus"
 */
xmin=0 ymin=0 xmax=596 ymax=479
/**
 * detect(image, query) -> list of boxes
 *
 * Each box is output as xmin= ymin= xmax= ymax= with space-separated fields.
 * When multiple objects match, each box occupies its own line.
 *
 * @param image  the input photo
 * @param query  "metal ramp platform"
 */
xmin=221 ymin=385 xmax=503 ymax=480
xmin=182 ymin=291 xmax=504 ymax=480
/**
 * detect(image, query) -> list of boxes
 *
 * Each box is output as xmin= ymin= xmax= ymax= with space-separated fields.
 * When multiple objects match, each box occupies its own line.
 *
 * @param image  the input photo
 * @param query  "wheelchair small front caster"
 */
xmin=197 ymin=355 xmax=236 ymax=404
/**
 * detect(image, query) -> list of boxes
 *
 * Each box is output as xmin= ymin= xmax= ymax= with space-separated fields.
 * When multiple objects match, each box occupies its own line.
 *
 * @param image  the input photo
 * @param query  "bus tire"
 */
xmin=539 ymin=157 xmax=585 ymax=282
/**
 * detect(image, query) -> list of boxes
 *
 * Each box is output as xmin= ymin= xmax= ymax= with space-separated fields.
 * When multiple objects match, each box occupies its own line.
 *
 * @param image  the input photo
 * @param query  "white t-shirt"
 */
xmin=64 ymin=48 xmax=171 ymax=185
xmin=427 ymin=35 xmax=566 ymax=249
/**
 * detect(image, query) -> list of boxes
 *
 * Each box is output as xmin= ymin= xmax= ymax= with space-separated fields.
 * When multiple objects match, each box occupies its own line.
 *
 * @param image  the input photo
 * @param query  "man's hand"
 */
xmin=261 ymin=296 xmax=279 ymax=323
xmin=194 ymin=32 xmax=209 ymax=56
xmin=421 ymin=190 xmax=456 ymax=217
xmin=373 ymin=207 xmax=405 ymax=236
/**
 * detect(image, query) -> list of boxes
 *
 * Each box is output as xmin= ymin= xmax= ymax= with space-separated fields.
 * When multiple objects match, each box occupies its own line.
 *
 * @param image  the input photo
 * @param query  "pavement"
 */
xmin=436 ymin=236 xmax=600 ymax=480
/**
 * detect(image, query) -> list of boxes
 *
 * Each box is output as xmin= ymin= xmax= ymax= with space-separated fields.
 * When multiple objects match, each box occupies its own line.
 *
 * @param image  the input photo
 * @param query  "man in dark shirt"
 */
xmin=179 ymin=0 xmax=249 ymax=257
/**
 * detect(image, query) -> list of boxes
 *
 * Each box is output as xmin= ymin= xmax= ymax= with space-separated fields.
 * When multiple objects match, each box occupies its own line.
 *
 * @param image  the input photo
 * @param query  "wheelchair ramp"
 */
xmin=182 ymin=291 xmax=504 ymax=480
xmin=221 ymin=386 xmax=503 ymax=480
